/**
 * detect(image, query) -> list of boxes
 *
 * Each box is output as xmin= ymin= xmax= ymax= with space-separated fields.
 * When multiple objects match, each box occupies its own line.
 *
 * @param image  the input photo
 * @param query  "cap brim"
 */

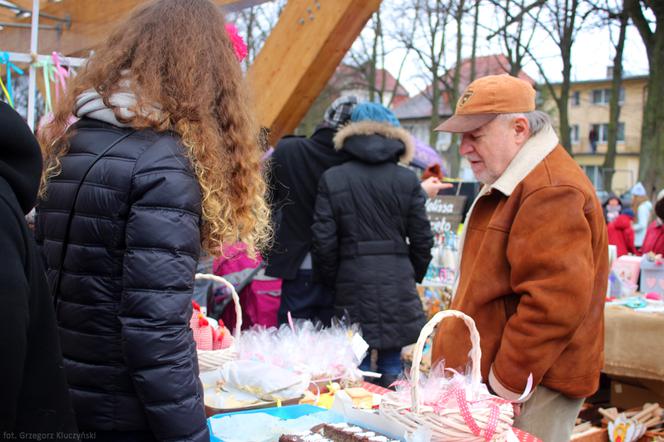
xmin=434 ymin=114 xmax=498 ymax=133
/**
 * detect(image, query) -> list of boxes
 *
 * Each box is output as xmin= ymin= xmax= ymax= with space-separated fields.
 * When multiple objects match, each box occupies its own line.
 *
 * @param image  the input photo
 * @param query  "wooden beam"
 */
xmin=0 ymin=0 xmax=263 ymax=54
xmin=247 ymin=0 xmax=381 ymax=143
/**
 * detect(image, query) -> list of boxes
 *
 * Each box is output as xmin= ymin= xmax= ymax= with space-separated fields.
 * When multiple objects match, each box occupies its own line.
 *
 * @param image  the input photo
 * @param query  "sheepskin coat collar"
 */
xmin=333 ymin=121 xmax=415 ymax=165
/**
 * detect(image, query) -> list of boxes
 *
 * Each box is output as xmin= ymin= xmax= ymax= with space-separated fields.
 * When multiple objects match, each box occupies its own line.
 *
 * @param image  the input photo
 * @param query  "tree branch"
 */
xmin=625 ymin=0 xmax=654 ymax=58
xmin=487 ymin=0 xmax=547 ymax=39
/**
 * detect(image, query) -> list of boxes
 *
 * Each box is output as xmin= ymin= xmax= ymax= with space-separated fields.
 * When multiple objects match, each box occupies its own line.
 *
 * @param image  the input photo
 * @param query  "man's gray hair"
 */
xmin=498 ymin=110 xmax=552 ymax=137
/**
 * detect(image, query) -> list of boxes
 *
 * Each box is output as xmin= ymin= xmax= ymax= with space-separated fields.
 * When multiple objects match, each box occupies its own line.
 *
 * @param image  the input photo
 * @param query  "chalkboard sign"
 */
xmin=425 ymin=195 xmax=467 ymax=234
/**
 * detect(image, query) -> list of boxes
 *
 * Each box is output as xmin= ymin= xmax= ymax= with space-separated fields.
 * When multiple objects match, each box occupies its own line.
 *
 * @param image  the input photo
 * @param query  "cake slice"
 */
xmin=279 ymin=432 xmax=332 ymax=442
xmin=310 ymin=423 xmax=400 ymax=441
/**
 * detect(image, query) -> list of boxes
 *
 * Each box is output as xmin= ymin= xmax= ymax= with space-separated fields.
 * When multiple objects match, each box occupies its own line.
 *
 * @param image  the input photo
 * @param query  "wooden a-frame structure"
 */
xmin=0 ymin=0 xmax=381 ymax=142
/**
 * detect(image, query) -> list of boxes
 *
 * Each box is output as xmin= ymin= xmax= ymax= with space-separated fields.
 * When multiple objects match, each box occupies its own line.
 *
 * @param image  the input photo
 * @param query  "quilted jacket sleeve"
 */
xmin=407 ymin=182 xmax=434 ymax=282
xmin=119 ymin=138 xmax=208 ymax=442
xmin=312 ymin=174 xmax=339 ymax=287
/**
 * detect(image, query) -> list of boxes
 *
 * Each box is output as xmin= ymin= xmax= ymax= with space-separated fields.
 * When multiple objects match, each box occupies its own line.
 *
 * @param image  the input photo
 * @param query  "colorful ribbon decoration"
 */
xmin=2 ymin=52 xmax=25 ymax=108
xmin=31 ymin=54 xmax=73 ymax=114
xmin=0 ymin=77 xmax=11 ymax=108
xmin=51 ymin=52 xmax=70 ymax=102
xmin=38 ymin=58 xmax=55 ymax=114
xmin=406 ymin=371 xmax=534 ymax=442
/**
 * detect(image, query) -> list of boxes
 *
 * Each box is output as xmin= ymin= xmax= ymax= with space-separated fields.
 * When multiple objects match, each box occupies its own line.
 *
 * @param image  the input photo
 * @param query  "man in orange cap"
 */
xmin=431 ymin=75 xmax=609 ymax=441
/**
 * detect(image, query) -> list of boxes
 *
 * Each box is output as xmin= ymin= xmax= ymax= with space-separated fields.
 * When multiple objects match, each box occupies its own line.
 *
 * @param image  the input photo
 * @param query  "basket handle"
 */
xmin=195 ymin=273 xmax=242 ymax=338
xmin=410 ymin=310 xmax=481 ymax=413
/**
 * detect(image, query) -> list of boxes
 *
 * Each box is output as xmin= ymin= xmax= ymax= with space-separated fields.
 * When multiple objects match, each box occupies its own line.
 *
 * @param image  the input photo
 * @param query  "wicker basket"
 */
xmin=194 ymin=273 xmax=242 ymax=372
xmin=381 ymin=310 xmax=515 ymax=441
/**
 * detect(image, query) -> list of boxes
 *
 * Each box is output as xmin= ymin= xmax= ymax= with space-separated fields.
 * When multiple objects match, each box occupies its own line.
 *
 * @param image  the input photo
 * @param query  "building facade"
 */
xmin=547 ymin=75 xmax=648 ymax=195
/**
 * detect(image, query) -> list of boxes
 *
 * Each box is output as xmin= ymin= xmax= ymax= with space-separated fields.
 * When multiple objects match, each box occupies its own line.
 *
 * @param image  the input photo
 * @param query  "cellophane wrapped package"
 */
xmin=237 ymin=317 xmax=367 ymax=383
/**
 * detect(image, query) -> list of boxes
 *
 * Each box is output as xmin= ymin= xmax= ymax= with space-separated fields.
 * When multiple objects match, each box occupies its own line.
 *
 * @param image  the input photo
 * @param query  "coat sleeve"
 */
xmin=0 ymin=199 xmax=28 ymax=429
xmin=633 ymin=202 xmax=651 ymax=237
xmin=119 ymin=141 xmax=208 ymax=442
xmin=311 ymin=175 xmax=339 ymax=287
xmin=490 ymin=186 xmax=596 ymax=400
xmin=406 ymin=183 xmax=434 ymax=283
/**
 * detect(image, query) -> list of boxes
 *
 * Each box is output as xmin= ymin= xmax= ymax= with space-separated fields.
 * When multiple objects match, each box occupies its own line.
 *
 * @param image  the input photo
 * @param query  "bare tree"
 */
xmin=228 ymin=0 xmax=287 ymax=69
xmin=439 ymin=0 xmax=467 ymax=176
xmin=470 ymin=0 xmax=481 ymax=82
xmin=511 ymin=0 xmax=590 ymax=153
xmin=486 ymin=0 xmax=543 ymax=76
xmin=343 ymin=5 xmax=412 ymax=107
xmin=625 ymin=0 xmax=664 ymax=194
xmin=598 ymin=1 xmax=629 ymax=193
xmin=394 ymin=0 xmax=453 ymax=152
xmin=392 ymin=0 xmax=476 ymax=177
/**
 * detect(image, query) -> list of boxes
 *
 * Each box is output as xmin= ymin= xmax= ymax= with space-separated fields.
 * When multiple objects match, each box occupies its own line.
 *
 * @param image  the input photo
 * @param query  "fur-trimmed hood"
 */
xmin=333 ymin=121 xmax=415 ymax=165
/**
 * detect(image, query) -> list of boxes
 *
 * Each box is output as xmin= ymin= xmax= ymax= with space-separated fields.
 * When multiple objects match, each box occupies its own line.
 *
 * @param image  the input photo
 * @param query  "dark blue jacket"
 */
xmin=36 ymin=118 xmax=208 ymax=441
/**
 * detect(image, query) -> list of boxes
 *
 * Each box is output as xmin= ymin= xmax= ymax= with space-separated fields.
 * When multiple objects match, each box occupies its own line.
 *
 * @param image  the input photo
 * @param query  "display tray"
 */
xmin=207 ymin=404 xmax=339 ymax=442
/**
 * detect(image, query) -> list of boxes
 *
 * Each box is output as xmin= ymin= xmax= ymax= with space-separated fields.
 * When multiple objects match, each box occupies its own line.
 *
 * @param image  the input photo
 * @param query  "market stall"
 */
xmin=192 ymin=275 xmax=543 ymax=441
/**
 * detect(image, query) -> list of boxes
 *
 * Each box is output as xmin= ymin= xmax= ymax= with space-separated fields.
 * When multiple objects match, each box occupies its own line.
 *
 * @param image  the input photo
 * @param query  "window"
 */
xmin=592 ymin=90 xmax=605 ymax=104
xmin=570 ymin=124 xmax=580 ymax=144
xmin=583 ymin=165 xmax=604 ymax=189
xmin=591 ymin=124 xmax=605 ymax=143
xmin=617 ymin=122 xmax=625 ymax=142
xmin=591 ymin=88 xmax=625 ymax=105
xmin=591 ymin=122 xmax=625 ymax=143
xmin=571 ymin=91 xmax=580 ymax=106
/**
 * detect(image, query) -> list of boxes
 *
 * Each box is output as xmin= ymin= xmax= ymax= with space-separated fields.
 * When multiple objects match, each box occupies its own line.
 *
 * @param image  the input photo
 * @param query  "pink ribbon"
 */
xmin=51 ymin=52 xmax=70 ymax=102
xmin=421 ymin=380 xmax=510 ymax=442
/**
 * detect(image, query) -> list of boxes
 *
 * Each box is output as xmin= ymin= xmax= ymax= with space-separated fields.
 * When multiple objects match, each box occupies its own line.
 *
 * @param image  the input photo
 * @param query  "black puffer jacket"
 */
xmin=36 ymin=119 xmax=208 ymax=441
xmin=0 ymin=102 xmax=77 ymax=435
xmin=312 ymin=121 xmax=433 ymax=350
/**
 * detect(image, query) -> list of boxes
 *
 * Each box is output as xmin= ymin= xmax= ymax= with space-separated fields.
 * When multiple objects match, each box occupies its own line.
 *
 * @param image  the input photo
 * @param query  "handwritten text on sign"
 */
xmin=426 ymin=195 xmax=466 ymax=234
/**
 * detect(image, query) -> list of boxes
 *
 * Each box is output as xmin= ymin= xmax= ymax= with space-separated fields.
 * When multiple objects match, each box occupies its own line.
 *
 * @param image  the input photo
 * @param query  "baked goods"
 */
xmin=343 ymin=387 xmax=374 ymax=409
xmin=279 ymin=433 xmax=332 ymax=441
xmin=280 ymin=423 xmax=399 ymax=442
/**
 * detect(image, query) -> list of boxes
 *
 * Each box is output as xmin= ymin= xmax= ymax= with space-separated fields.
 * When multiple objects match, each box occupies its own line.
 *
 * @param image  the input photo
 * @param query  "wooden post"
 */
xmin=0 ymin=0 xmax=263 ymax=54
xmin=247 ymin=0 xmax=381 ymax=143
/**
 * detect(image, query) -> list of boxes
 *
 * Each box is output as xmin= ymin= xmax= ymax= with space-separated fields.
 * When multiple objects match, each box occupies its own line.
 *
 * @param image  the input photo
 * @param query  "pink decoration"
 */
xmin=51 ymin=52 xmax=70 ymax=102
xmin=225 ymin=23 xmax=248 ymax=62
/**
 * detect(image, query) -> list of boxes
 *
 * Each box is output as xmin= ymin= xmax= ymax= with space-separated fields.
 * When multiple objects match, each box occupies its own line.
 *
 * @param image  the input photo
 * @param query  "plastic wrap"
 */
xmin=220 ymin=360 xmax=311 ymax=402
xmin=392 ymin=362 xmax=519 ymax=413
xmin=238 ymin=318 xmax=367 ymax=382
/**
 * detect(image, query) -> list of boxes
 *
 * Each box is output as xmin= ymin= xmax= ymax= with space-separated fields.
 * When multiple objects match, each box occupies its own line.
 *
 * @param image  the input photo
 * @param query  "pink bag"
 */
xmin=213 ymin=243 xmax=281 ymax=329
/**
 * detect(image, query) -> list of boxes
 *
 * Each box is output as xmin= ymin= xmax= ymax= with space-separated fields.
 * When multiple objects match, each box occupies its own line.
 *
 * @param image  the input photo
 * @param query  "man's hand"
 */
xmin=421 ymin=177 xmax=453 ymax=198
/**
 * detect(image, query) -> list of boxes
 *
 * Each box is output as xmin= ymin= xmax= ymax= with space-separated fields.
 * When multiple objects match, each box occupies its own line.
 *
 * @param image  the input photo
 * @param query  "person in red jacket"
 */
xmin=641 ymin=190 xmax=664 ymax=255
xmin=608 ymin=208 xmax=637 ymax=256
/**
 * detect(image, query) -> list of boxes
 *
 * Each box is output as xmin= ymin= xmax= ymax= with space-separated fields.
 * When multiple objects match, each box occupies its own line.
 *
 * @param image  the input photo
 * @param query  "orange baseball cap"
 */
xmin=435 ymin=74 xmax=536 ymax=133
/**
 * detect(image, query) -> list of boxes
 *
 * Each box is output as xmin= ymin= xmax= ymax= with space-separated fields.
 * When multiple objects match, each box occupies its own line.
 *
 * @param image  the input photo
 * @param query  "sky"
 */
xmin=380 ymin=4 xmax=651 ymax=96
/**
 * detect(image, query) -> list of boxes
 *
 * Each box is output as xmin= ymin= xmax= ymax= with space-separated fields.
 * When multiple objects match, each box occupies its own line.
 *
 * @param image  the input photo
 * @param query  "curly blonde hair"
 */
xmin=39 ymin=0 xmax=271 ymax=255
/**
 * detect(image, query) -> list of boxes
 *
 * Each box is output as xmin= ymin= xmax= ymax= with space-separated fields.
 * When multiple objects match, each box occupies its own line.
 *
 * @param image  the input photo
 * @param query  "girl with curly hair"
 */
xmin=36 ymin=0 xmax=270 ymax=440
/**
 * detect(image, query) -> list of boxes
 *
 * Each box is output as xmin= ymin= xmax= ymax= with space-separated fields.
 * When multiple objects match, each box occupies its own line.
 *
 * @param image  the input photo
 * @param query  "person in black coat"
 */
xmin=267 ymin=95 xmax=357 ymax=325
xmin=312 ymin=102 xmax=433 ymax=386
xmin=35 ymin=1 xmax=271 ymax=440
xmin=0 ymin=102 xmax=77 ymax=435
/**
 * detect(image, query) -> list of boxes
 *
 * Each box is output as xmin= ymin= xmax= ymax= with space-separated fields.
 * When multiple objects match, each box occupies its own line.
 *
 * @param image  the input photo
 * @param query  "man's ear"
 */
xmin=513 ymin=116 xmax=530 ymax=144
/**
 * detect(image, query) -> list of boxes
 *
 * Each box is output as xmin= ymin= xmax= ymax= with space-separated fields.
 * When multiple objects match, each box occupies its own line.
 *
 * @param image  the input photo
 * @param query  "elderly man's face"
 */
xmin=459 ymin=116 xmax=528 ymax=184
